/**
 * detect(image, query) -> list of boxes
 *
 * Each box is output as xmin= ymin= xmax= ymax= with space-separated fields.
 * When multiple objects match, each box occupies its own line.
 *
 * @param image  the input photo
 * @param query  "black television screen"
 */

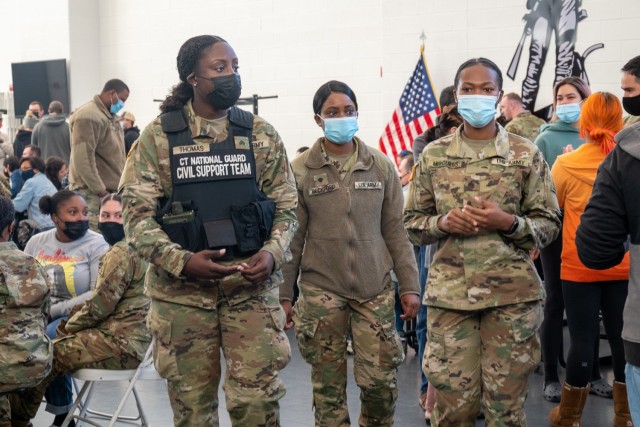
xmin=11 ymin=59 xmax=70 ymax=118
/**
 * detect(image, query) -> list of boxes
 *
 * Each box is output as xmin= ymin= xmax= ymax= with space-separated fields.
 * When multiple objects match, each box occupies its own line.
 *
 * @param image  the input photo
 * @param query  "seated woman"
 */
xmin=44 ymin=156 xmax=68 ymax=191
xmin=20 ymin=190 xmax=109 ymax=426
xmin=0 ymin=196 xmax=51 ymax=427
xmin=11 ymin=194 xmax=151 ymax=426
xmin=12 ymin=156 xmax=57 ymax=231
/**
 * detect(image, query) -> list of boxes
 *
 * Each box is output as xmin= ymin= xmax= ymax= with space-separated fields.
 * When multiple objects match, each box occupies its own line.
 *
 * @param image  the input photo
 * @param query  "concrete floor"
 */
xmin=32 ymin=329 xmax=616 ymax=427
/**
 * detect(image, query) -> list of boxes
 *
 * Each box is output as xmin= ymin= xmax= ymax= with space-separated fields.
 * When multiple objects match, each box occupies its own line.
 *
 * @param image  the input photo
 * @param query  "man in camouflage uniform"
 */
xmin=0 ymin=197 xmax=51 ymax=427
xmin=404 ymin=75 xmax=561 ymax=424
xmin=119 ymin=35 xmax=297 ymax=427
xmin=500 ymin=92 xmax=547 ymax=142
xmin=9 ymin=225 xmax=150 ymax=424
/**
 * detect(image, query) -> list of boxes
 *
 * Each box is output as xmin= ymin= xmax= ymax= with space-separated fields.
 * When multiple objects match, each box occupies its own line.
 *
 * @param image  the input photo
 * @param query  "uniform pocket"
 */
xmin=146 ymin=308 xmax=180 ymax=381
xmin=378 ymin=319 xmax=405 ymax=369
xmin=509 ymin=303 xmax=542 ymax=376
xmin=293 ymin=299 xmax=321 ymax=365
xmin=268 ymin=306 xmax=291 ymax=372
xmin=424 ymin=331 xmax=449 ymax=391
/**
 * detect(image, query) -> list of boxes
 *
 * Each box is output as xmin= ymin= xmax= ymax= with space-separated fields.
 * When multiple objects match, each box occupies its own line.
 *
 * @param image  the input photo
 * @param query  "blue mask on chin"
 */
xmin=321 ymin=116 xmax=359 ymax=145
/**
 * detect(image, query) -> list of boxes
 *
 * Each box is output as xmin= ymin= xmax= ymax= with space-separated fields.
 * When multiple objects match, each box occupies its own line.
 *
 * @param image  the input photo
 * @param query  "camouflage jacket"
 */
xmin=404 ymin=125 xmax=561 ymax=310
xmin=119 ymin=102 xmax=298 ymax=307
xmin=504 ymin=111 xmax=546 ymax=143
xmin=0 ymin=241 xmax=52 ymax=392
xmin=281 ymin=138 xmax=420 ymax=302
xmin=64 ymin=241 xmax=150 ymax=359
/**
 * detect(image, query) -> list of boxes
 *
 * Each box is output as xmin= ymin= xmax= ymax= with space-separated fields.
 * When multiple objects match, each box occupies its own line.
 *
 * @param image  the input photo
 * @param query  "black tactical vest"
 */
xmin=158 ymin=107 xmax=274 ymax=258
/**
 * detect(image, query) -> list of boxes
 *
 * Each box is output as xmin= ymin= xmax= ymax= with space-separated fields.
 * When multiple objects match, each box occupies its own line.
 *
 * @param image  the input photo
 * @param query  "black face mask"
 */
xmin=199 ymin=74 xmax=242 ymax=110
xmin=98 ymin=221 xmax=124 ymax=246
xmin=62 ymin=220 xmax=89 ymax=240
xmin=622 ymin=94 xmax=640 ymax=117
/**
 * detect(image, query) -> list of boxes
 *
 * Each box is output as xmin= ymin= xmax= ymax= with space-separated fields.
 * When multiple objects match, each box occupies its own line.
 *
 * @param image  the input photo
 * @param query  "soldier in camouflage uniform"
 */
xmin=404 ymin=58 xmax=561 ymax=427
xmin=281 ymin=81 xmax=420 ymax=427
xmin=0 ymin=197 xmax=51 ymax=427
xmin=118 ymin=35 xmax=297 ymax=427
xmin=500 ymin=92 xmax=546 ymax=142
xmin=10 ymin=194 xmax=150 ymax=425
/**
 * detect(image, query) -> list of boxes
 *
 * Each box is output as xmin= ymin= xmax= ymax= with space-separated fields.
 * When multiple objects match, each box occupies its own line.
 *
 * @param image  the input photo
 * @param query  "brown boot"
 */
xmin=549 ymin=382 xmax=589 ymax=427
xmin=613 ymin=381 xmax=634 ymax=427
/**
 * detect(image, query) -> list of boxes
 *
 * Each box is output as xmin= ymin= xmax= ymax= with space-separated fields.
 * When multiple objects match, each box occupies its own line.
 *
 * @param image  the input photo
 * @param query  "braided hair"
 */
xmin=160 ymin=35 xmax=227 ymax=113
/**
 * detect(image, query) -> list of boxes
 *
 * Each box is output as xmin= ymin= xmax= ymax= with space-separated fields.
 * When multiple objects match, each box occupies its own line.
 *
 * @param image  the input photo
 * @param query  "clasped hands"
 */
xmin=437 ymin=196 xmax=515 ymax=235
xmin=181 ymin=249 xmax=274 ymax=283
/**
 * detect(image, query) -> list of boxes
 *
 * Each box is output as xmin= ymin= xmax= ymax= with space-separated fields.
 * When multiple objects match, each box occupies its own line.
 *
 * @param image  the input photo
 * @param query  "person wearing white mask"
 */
xmin=281 ymin=80 xmax=420 ymax=426
xmin=404 ymin=58 xmax=561 ymax=426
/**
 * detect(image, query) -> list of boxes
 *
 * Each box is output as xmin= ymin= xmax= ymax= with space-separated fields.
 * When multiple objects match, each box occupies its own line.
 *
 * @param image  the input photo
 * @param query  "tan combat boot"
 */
xmin=549 ymin=382 xmax=589 ymax=427
xmin=613 ymin=381 xmax=634 ymax=427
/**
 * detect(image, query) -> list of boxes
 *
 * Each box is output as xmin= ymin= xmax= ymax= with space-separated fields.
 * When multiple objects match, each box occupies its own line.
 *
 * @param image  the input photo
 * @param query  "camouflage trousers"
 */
xmin=148 ymin=286 xmax=290 ymax=427
xmin=293 ymin=281 xmax=404 ymax=427
xmin=71 ymin=187 xmax=102 ymax=232
xmin=425 ymin=301 xmax=541 ymax=427
xmin=9 ymin=328 xmax=144 ymax=421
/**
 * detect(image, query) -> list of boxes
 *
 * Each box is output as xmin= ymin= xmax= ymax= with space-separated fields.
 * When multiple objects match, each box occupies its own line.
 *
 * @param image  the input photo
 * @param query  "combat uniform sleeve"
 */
xmin=65 ymin=245 xmax=130 ymax=333
xmin=502 ymin=149 xmax=561 ymax=250
xmin=118 ymin=125 xmax=193 ymax=278
xmin=257 ymin=128 xmax=298 ymax=270
xmin=280 ymin=181 xmax=308 ymax=301
xmin=71 ymin=116 xmax=107 ymax=195
xmin=403 ymin=153 xmax=449 ymax=246
xmin=379 ymin=157 xmax=419 ymax=297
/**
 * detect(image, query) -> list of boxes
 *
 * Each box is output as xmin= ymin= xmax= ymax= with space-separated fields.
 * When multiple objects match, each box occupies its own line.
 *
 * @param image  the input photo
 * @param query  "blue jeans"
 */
xmin=44 ymin=317 xmax=73 ymax=415
xmin=626 ymin=363 xmax=640 ymax=425
xmin=417 ymin=246 xmax=429 ymax=394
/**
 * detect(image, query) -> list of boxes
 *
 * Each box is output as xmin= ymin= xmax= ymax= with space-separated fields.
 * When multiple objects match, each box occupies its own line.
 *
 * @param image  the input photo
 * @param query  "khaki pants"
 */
xmin=293 ymin=281 xmax=404 ymax=427
xmin=424 ymin=301 xmax=541 ymax=427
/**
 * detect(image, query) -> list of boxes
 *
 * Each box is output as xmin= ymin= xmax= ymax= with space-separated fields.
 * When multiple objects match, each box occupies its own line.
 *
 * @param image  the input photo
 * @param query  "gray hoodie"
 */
xmin=32 ymin=114 xmax=71 ymax=164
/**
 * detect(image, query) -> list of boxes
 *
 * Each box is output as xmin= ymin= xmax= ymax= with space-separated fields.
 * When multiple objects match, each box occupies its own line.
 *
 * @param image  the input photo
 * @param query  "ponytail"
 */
xmin=160 ymin=82 xmax=194 ymax=113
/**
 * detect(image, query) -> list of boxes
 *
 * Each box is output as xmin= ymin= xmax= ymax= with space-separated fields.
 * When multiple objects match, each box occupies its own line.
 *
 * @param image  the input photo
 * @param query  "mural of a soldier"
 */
xmin=512 ymin=0 xmax=583 ymax=112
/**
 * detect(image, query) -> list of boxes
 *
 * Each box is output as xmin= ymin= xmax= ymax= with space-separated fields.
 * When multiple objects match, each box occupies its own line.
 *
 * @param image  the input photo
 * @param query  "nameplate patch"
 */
xmin=252 ymin=140 xmax=266 ymax=149
xmin=172 ymin=144 xmax=211 ymax=155
xmin=355 ymin=181 xmax=382 ymax=190
xmin=432 ymin=160 xmax=464 ymax=168
xmin=491 ymin=158 xmax=528 ymax=166
xmin=172 ymin=150 xmax=253 ymax=183
xmin=309 ymin=183 xmax=339 ymax=196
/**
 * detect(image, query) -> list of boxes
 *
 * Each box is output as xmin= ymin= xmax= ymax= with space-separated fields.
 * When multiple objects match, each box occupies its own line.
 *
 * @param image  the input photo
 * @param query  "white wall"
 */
xmin=1 ymin=0 xmax=639 ymax=157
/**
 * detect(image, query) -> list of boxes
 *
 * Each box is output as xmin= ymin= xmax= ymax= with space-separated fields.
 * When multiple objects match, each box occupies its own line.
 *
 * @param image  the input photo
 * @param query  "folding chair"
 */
xmin=61 ymin=344 xmax=163 ymax=427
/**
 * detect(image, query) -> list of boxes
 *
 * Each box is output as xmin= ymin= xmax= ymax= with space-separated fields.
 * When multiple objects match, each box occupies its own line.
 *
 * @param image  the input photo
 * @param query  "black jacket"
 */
xmin=13 ymin=129 xmax=33 ymax=158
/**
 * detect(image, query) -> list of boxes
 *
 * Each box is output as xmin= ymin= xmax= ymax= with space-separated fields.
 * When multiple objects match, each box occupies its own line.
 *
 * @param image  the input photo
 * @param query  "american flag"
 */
xmin=379 ymin=51 xmax=440 ymax=163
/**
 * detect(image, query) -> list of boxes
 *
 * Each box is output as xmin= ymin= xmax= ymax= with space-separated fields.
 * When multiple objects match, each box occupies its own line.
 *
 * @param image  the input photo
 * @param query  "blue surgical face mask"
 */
xmin=555 ymin=102 xmax=581 ymax=124
xmin=320 ymin=116 xmax=359 ymax=145
xmin=110 ymin=93 xmax=124 ymax=115
xmin=457 ymin=95 xmax=498 ymax=129
xmin=21 ymin=169 xmax=35 ymax=181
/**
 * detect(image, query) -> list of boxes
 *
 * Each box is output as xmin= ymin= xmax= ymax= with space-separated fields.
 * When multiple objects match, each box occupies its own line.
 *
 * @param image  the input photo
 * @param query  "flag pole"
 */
xmin=419 ymin=31 xmax=440 ymax=111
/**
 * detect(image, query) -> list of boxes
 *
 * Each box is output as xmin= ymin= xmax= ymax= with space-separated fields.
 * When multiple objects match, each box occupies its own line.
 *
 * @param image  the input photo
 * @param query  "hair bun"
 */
xmin=38 ymin=195 xmax=54 ymax=215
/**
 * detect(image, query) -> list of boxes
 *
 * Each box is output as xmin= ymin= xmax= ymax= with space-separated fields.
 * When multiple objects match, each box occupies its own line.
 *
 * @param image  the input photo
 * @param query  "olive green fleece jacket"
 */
xmin=69 ymin=95 xmax=125 ymax=195
xmin=281 ymin=137 xmax=420 ymax=302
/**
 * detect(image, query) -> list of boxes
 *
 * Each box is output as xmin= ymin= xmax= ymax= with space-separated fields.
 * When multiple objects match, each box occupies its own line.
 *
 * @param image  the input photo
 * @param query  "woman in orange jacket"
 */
xmin=549 ymin=92 xmax=633 ymax=427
